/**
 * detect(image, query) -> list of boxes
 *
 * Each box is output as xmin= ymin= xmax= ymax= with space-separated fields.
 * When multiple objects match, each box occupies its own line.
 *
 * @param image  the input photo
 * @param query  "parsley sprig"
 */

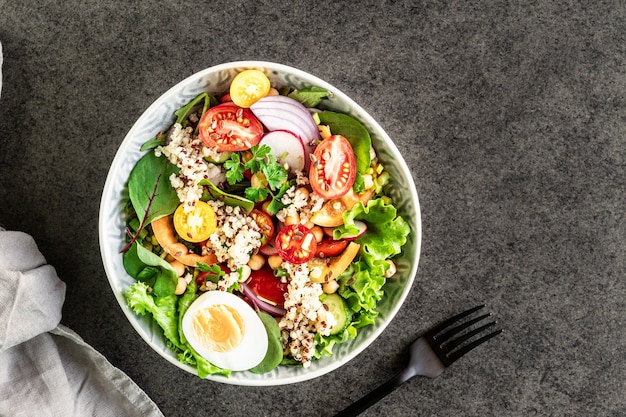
xmin=224 ymin=144 xmax=292 ymax=215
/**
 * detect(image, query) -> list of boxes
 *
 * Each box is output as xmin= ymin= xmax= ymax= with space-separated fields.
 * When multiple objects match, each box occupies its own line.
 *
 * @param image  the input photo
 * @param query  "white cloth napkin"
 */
xmin=0 ymin=228 xmax=165 ymax=417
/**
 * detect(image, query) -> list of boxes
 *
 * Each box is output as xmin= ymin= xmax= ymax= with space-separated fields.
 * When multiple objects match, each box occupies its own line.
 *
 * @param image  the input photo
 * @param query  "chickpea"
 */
xmin=268 ymin=255 xmax=283 ymax=270
xmin=174 ymin=277 xmax=188 ymax=295
xmin=251 ymin=173 xmax=267 ymax=190
xmin=284 ymin=212 xmax=300 ymax=226
xmin=169 ymin=260 xmax=186 ymax=277
xmin=311 ymin=225 xmax=324 ymax=242
xmin=384 ymin=259 xmax=397 ymax=278
xmin=295 ymin=187 xmax=310 ymax=200
xmin=248 ymin=253 xmax=265 ymax=271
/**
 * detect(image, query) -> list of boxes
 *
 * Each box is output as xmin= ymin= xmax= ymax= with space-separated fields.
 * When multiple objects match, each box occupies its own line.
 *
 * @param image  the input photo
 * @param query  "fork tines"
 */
xmin=425 ymin=304 xmax=502 ymax=366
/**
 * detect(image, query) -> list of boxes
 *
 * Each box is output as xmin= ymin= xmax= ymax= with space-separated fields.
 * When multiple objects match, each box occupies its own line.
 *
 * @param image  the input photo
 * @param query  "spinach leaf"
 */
xmin=317 ymin=111 xmax=372 ymax=174
xmin=140 ymin=133 xmax=166 ymax=151
xmin=135 ymin=242 xmax=178 ymax=297
xmin=288 ymin=86 xmax=332 ymax=108
xmin=122 ymin=243 xmax=159 ymax=287
xmin=140 ymin=93 xmax=217 ymax=151
xmin=249 ymin=311 xmax=283 ymax=374
xmin=123 ymin=242 xmax=146 ymax=278
xmin=128 ymin=151 xmax=180 ymax=226
xmin=174 ymin=93 xmax=209 ymax=126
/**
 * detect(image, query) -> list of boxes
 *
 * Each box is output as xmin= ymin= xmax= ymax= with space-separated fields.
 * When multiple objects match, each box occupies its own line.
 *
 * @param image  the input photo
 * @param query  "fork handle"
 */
xmin=333 ymin=368 xmax=414 ymax=417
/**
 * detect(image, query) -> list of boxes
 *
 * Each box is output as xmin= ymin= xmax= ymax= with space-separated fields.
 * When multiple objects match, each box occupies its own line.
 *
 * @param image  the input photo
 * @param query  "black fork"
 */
xmin=333 ymin=305 xmax=503 ymax=417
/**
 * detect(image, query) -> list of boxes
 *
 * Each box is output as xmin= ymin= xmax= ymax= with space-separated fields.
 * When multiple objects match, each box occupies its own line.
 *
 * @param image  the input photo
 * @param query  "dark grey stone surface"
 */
xmin=1 ymin=1 xmax=624 ymax=416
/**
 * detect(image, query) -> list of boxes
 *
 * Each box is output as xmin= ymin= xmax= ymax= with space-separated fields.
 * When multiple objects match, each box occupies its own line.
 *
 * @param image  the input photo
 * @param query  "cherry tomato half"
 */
xmin=229 ymin=69 xmax=271 ymax=108
xmin=309 ymin=135 xmax=357 ymax=199
xmin=246 ymin=268 xmax=288 ymax=306
xmin=314 ymin=238 xmax=348 ymax=258
xmin=250 ymin=209 xmax=275 ymax=246
xmin=198 ymin=103 xmax=264 ymax=152
xmin=173 ymin=201 xmax=217 ymax=243
xmin=275 ymin=224 xmax=318 ymax=264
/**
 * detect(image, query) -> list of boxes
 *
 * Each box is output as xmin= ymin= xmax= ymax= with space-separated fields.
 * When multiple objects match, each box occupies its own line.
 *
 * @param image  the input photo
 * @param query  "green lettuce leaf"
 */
xmin=125 ymin=282 xmax=182 ymax=350
xmin=334 ymin=198 xmax=410 ymax=275
xmin=314 ymin=323 xmax=357 ymax=359
xmin=339 ymin=262 xmax=385 ymax=315
xmin=317 ymin=198 xmax=411 ymax=354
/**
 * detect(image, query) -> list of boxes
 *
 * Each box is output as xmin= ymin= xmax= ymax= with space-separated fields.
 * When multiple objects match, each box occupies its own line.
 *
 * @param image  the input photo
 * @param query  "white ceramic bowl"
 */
xmin=99 ymin=61 xmax=421 ymax=386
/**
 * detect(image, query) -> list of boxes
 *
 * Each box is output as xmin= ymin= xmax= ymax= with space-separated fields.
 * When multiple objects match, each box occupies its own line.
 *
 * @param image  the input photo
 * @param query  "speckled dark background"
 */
xmin=1 ymin=1 xmax=624 ymax=416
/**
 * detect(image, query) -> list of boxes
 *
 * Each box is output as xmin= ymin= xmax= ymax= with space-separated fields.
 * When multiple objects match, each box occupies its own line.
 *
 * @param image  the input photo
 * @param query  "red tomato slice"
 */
xmin=198 ymin=103 xmax=263 ymax=152
xmin=314 ymin=238 xmax=348 ymax=258
xmin=246 ymin=268 xmax=288 ymax=306
xmin=309 ymin=135 xmax=357 ymax=199
xmin=275 ymin=224 xmax=317 ymax=264
xmin=250 ymin=209 xmax=275 ymax=246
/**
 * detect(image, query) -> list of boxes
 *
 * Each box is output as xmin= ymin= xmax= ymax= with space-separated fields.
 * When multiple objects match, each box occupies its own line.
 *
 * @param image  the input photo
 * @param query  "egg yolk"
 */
xmin=192 ymin=304 xmax=245 ymax=352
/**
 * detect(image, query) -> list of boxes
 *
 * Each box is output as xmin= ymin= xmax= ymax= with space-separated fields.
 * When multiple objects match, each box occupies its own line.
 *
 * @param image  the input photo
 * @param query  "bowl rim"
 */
xmin=99 ymin=60 xmax=422 ymax=386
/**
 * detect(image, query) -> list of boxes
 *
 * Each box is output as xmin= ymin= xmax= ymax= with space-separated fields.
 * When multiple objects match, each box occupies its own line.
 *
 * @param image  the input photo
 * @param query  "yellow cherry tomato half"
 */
xmin=229 ymin=69 xmax=271 ymax=108
xmin=173 ymin=201 xmax=217 ymax=243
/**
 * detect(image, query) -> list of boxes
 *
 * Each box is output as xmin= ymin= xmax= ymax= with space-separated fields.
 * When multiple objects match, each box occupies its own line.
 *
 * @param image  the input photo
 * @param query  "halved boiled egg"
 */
xmin=182 ymin=290 xmax=268 ymax=371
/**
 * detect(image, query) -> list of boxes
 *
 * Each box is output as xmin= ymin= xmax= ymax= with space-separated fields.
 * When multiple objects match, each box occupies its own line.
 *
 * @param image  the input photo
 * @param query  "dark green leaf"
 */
xmin=174 ymin=93 xmax=209 ymax=125
xmin=136 ymin=266 xmax=159 ymax=285
xmin=140 ymin=133 xmax=166 ymax=151
xmin=135 ymin=243 xmax=178 ymax=297
xmin=128 ymin=152 xmax=180 ymax=225
xmin=288 ymin=86 xmax=332 ymax=108
xmin=249 ymin=311 xmax=283 ymax=374
xmin=123 ymin=242 xmax=145 ymax=278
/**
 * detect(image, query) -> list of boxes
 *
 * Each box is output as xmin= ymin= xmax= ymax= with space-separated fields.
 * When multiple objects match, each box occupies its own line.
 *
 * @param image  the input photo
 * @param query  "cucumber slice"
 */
xmin=322 ymin=293 xmax=352 ymax=335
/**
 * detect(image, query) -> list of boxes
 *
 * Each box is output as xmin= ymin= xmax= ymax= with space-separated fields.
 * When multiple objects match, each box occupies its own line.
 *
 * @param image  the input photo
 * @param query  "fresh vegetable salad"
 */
xmin=122 ymin=69 xmax=410 ymax=378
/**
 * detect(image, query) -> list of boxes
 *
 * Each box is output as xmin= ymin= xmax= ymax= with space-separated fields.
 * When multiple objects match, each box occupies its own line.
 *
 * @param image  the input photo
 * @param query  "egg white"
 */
xmin=182 ymin=290 xmax=268 ymax=371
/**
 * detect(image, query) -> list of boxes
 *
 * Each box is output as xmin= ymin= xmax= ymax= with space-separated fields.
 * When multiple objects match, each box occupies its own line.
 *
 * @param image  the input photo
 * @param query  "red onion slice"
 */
xmin=251 ymin=95 xmax=320 ymax=169
xmin=241 ymin=282 xmax=287 ymax=317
